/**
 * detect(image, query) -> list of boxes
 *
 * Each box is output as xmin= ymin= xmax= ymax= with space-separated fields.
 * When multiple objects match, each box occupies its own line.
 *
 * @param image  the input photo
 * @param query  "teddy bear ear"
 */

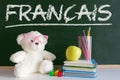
xmin=44 ymin=35 xmax=48 ymax=40
xmin=16 ymin=34 xmax=24 ymax=45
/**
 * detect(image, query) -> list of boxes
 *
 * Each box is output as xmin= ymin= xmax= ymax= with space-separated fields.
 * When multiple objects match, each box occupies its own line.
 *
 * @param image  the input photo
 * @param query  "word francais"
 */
xmin=6 ymin=4 xmax=112 ymax=23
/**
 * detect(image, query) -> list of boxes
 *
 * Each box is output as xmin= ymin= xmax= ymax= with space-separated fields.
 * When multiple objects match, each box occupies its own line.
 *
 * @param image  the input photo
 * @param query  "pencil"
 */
xmin=81 ymin=36 xmax=89 ymax=60
xmin=87 ymin=27 xmax=92 ymax=60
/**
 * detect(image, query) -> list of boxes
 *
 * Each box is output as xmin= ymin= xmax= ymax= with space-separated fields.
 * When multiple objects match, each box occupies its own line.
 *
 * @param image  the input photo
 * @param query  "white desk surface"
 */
xmin=0 ymin=65 xmax=120 ymax=80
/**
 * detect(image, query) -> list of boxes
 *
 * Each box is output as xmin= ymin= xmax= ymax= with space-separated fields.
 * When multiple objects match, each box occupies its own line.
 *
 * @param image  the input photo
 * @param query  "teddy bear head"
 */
xmin=16 ymin=31 xmax=48 ymax=52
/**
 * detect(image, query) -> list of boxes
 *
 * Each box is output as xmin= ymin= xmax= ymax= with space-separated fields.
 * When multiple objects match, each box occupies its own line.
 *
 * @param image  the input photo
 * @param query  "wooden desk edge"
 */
xmin=0 ymin=65 xmax=120 ymax=69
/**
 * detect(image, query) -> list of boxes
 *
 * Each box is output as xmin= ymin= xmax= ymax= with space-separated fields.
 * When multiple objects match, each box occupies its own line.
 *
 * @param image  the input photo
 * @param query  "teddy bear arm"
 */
xmin=43 ymin=50 xmax=56 ymax=61
xmin=10 ymin=51 xmax=27 ymax=63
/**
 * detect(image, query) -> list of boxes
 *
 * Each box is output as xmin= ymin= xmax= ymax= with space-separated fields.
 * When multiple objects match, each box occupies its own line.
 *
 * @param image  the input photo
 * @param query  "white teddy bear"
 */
xmin=10 ymin=31 xmax=56 ymax=77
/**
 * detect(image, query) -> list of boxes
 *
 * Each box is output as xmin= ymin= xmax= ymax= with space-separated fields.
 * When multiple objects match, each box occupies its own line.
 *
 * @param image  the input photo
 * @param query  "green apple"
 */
xmin=66 ymin=46 xmax=82 ymax=61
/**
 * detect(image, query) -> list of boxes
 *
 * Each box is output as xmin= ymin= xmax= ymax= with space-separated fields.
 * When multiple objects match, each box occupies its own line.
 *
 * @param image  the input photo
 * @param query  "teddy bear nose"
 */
xmin=35 ymin=42 xmax=39 ymax=45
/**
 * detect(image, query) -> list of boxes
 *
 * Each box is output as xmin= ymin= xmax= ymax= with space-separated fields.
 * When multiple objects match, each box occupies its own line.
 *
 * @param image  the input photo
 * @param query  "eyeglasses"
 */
xmin=23 ymin=33 xmax=47 ymax=44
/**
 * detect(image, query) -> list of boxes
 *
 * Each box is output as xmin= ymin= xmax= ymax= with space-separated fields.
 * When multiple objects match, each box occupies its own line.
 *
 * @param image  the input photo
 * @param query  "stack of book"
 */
xmin=63 ymin=59 xmax=97 ymax=78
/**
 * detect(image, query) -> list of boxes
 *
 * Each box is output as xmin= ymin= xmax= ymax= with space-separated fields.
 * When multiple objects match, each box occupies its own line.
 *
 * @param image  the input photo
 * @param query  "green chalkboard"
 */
xmin=0 ymin=0 xmax=120 ymax=65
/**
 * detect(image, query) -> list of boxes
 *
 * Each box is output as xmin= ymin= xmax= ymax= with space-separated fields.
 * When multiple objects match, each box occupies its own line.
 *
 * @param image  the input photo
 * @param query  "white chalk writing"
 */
xmin=6 ymin=4 xmax=112 ymax=23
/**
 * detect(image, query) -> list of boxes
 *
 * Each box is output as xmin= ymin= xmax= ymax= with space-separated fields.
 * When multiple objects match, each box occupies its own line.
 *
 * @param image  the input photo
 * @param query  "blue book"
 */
xmin=63 ymin=67 xmax=97 ymax=73
xmin=63 ymin=69 xmax=97 ymax=78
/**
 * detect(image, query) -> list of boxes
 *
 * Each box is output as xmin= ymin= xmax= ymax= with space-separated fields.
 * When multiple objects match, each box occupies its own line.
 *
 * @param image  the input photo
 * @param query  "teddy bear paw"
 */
xmin=39 ymin=60 xmax=53 ymax=74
